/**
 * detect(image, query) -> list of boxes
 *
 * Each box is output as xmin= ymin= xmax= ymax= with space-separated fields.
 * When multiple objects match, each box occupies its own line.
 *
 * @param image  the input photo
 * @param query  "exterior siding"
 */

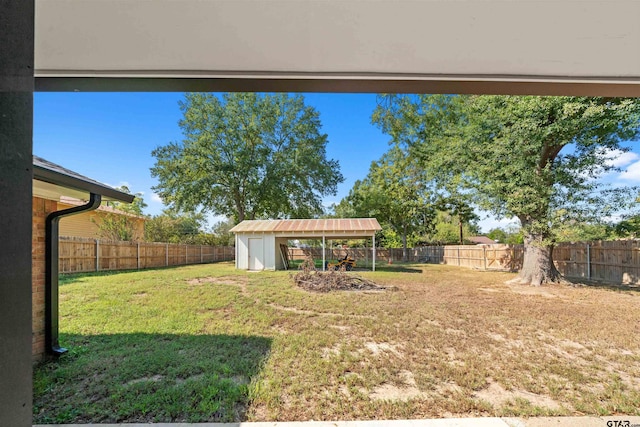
xmin=264 ymin=234 xmax=275 ymax=270
xmin=235 ymin=233 xmax=277 ymax=270
xmin=57 ymin=209 xmax=101 ymax=238
xmin=237 ymin=235 xmax=249 ymax=270
xmin=57 ymin=202 xmax=145 ymax=241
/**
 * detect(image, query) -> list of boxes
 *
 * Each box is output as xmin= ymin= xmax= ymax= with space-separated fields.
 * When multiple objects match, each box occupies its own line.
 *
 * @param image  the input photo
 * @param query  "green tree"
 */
xmin=554 ymin=221 xmax=614 ymax=242
xmin=424 ymin=210 xmax=480 ymax=245
xmin=374 ymin=95 xmax=640 ymax=285
xmin=336 ymin=146 xmax=436 ymax=260
xmin=613 ymin=215 xmax=640 ymax=239
xmin=144 ymin=209 xmax=205 ymax=244
xmin=486 ymin=226 xmax=524 ymax=245
xmin=434 ymin=195 xmax=479 ymax=244
xmin=207 ymin=218 xmax=236 ymax=246
xmin=95 ymin=185 xmax=146 ymax=241
xmin=151 ymin=93 xmax=343 ymax=222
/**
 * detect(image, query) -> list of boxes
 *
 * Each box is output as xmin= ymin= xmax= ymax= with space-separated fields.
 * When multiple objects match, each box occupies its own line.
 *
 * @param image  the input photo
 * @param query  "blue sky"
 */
xmin=33 ymin=93 xmax=391 ymax=227
xmin=33 ymin=93 xmax=640 ymax=232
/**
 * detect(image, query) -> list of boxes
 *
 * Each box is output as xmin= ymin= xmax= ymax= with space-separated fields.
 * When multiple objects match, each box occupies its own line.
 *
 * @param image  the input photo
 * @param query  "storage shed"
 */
xmin=230 ymin=218 xmax=381 ymax=271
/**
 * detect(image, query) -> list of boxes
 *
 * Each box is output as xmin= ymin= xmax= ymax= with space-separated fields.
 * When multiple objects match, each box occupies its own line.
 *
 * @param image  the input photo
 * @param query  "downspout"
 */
xmin=45 ymin=193 xmax=102 ymax=356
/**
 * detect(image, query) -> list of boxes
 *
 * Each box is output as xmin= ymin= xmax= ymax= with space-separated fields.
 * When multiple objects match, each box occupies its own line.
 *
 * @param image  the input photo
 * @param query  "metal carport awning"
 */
xmin=230 ymin=218 xmax=382 ymax=272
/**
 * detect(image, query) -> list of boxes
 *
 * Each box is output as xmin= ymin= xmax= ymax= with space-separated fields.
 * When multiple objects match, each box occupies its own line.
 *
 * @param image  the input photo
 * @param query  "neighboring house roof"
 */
xmin=468 ymin=236 xmax=497 ymax=245
xmin=33 ymin=155 xmax=133 ymax=203
xmin=230 ymin=218 xmax=381 ymax=237
xmin=58 ymin=196 xmax=145 ymax=220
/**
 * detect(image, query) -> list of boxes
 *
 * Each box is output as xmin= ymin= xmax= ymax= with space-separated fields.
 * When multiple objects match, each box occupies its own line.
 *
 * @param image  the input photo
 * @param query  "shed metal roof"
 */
xmin=230 ymin=218 xmax=381 ymax=234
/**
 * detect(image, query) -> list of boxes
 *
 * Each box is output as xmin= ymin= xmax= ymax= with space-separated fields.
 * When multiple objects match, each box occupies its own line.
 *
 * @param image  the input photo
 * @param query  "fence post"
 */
xmin=137 ymin=242 xmax=140 ymax=270
xmin=166 ymin=243 xmax=169 ymax=267
xmin=483 ymin=246 xmax=487 ymax=270
xmin=185 ymin=245 xmax=188 ymax=265
xmin=587 ymin=243 xmax=591 ymax=280
xmin=95 ymin=239 xmax=100 ymax=272
xmin=200 ymin=245 xmax=203 ymax=264
xmin=458 ymin=246 xmax=461 ymax=266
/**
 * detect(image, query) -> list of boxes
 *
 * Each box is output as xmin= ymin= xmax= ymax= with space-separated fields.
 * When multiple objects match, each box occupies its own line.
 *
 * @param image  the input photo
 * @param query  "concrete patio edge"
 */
xmin=33 ymin=415 xmax=640 ymax=427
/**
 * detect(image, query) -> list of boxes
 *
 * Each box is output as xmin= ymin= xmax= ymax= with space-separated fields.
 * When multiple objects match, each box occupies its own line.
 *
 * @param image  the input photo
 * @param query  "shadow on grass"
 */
xmin=371 ymin=264 xmax=423 ymax=273
xmin=565 ymin=277 xmax=640 ymax=293
xmin=59 ymin=261 xmax=235 ymax=286
xmin=33 ymin=333 xmax=271 ymax=424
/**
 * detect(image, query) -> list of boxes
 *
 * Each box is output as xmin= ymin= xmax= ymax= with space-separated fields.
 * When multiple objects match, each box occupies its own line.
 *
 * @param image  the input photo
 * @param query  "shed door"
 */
xmin=248 ymin=238 xmax=264 ymax=270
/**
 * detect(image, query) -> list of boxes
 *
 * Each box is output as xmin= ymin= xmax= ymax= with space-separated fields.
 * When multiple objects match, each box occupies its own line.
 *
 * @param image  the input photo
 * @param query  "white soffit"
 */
xmin=33 ymin=180 xmax=89 ymax=202
xmin=34 ymin=0 xmax=640 ymax=95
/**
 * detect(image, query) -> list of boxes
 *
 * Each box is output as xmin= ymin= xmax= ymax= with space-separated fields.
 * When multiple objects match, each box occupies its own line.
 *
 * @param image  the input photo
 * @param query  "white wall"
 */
xmin=235 ymin=233 xmax=276 ymax=271
xmin=236 ymin=235 xmax=249 ymax=270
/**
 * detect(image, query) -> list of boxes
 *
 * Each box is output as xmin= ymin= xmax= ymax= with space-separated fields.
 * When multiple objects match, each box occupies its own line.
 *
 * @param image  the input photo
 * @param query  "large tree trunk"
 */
xmin=509 ymin=230 xmax=562 ymax=286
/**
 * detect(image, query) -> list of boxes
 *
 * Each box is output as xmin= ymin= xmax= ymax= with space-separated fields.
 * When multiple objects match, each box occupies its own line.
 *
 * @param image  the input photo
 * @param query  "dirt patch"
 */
xmin=230 ymin=375 xmax=249 ymax=385
xmin=126 ymin=374 xmax=164 ymax=386
xmin=479 ymin=287 xmax=507 ymax=294
xmin=473 ymin=379 xmax=563 ymax=410
xmin=487 ymin=332 xmax=507 ymax=342
xmin=370 ymin=370 xmax=426 ymax=401
xmin=321 ymin=345 xmax=342 ymax=359
xmin=364 ymin=341 xmax=403 ymax=357
xmin=505 ymin=283 xmax=564 ymax=299
xmin=186 ymin=276 xmax=247 ymax=286
xmin=175 ymin=373 xmax=204 ymax=385
xmin=266 ymin=303 xmax=374 ymax=319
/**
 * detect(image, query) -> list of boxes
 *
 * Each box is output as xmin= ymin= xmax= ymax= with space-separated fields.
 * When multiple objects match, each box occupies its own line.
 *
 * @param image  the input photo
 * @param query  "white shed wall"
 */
xmin=235 ymin=233 xmax=277 ymax=271
xmin=236 ymin=234 xmax=249 ymax=270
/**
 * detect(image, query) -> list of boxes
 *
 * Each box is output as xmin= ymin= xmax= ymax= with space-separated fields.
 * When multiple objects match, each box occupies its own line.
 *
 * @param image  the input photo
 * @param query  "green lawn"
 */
xmin=34 ymin=262 xmax=640 ymax=423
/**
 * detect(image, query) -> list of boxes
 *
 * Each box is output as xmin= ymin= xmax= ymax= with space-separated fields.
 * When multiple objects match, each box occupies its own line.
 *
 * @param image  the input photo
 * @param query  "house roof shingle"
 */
xmin=33 ymin=156 xmax=134 ymax=203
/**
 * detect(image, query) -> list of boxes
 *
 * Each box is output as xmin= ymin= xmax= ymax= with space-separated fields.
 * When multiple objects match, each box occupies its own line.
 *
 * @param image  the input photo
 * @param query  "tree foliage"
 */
xmin=144 ymin=209 xmax=205 ymax=244
xmin=334 ymin=146 xmax=435 ymax=258
xmin=373 ymin=95 xmax=640 ymax=285
xmin=486 ymin=226 xmax=524 ymax=245
xmin=151 ymin=93 xmax=343 ymax=222
xmin=95 ymin=185 xmax=146 ymax=242
xmin=427 ymin=211 xmax=481 ymax=245
xmin=614 ymin=215 xmax=640 ymax=239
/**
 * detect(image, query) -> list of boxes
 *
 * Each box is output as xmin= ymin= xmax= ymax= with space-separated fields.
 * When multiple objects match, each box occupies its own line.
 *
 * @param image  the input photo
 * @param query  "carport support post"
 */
xmin=372 ymin=234 xmax=376 ymax=272
xmin=322 ymin=234 xmax=326 ymax=271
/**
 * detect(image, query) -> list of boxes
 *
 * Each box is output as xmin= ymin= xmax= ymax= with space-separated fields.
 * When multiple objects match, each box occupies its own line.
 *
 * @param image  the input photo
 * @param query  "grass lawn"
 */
xmin=34 ymin=262 xmax=640 ymax=423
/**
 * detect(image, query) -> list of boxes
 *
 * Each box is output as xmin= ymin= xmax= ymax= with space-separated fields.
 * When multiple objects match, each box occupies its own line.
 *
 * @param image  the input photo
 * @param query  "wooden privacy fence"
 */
xmin=289 ymin=241 xmax=640 ymax=285
xmin=58 ymin=236 xmax=234 ymax=273
xmin=288 ymin=245 xmax=524 ymax=270
xmin=554 ymin=240 xmax=640 ymax=285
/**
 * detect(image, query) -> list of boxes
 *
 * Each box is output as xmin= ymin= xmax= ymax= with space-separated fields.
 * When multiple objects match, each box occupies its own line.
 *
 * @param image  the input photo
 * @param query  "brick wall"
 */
xmin=32 ymin=196 xmax=57 ymax=361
